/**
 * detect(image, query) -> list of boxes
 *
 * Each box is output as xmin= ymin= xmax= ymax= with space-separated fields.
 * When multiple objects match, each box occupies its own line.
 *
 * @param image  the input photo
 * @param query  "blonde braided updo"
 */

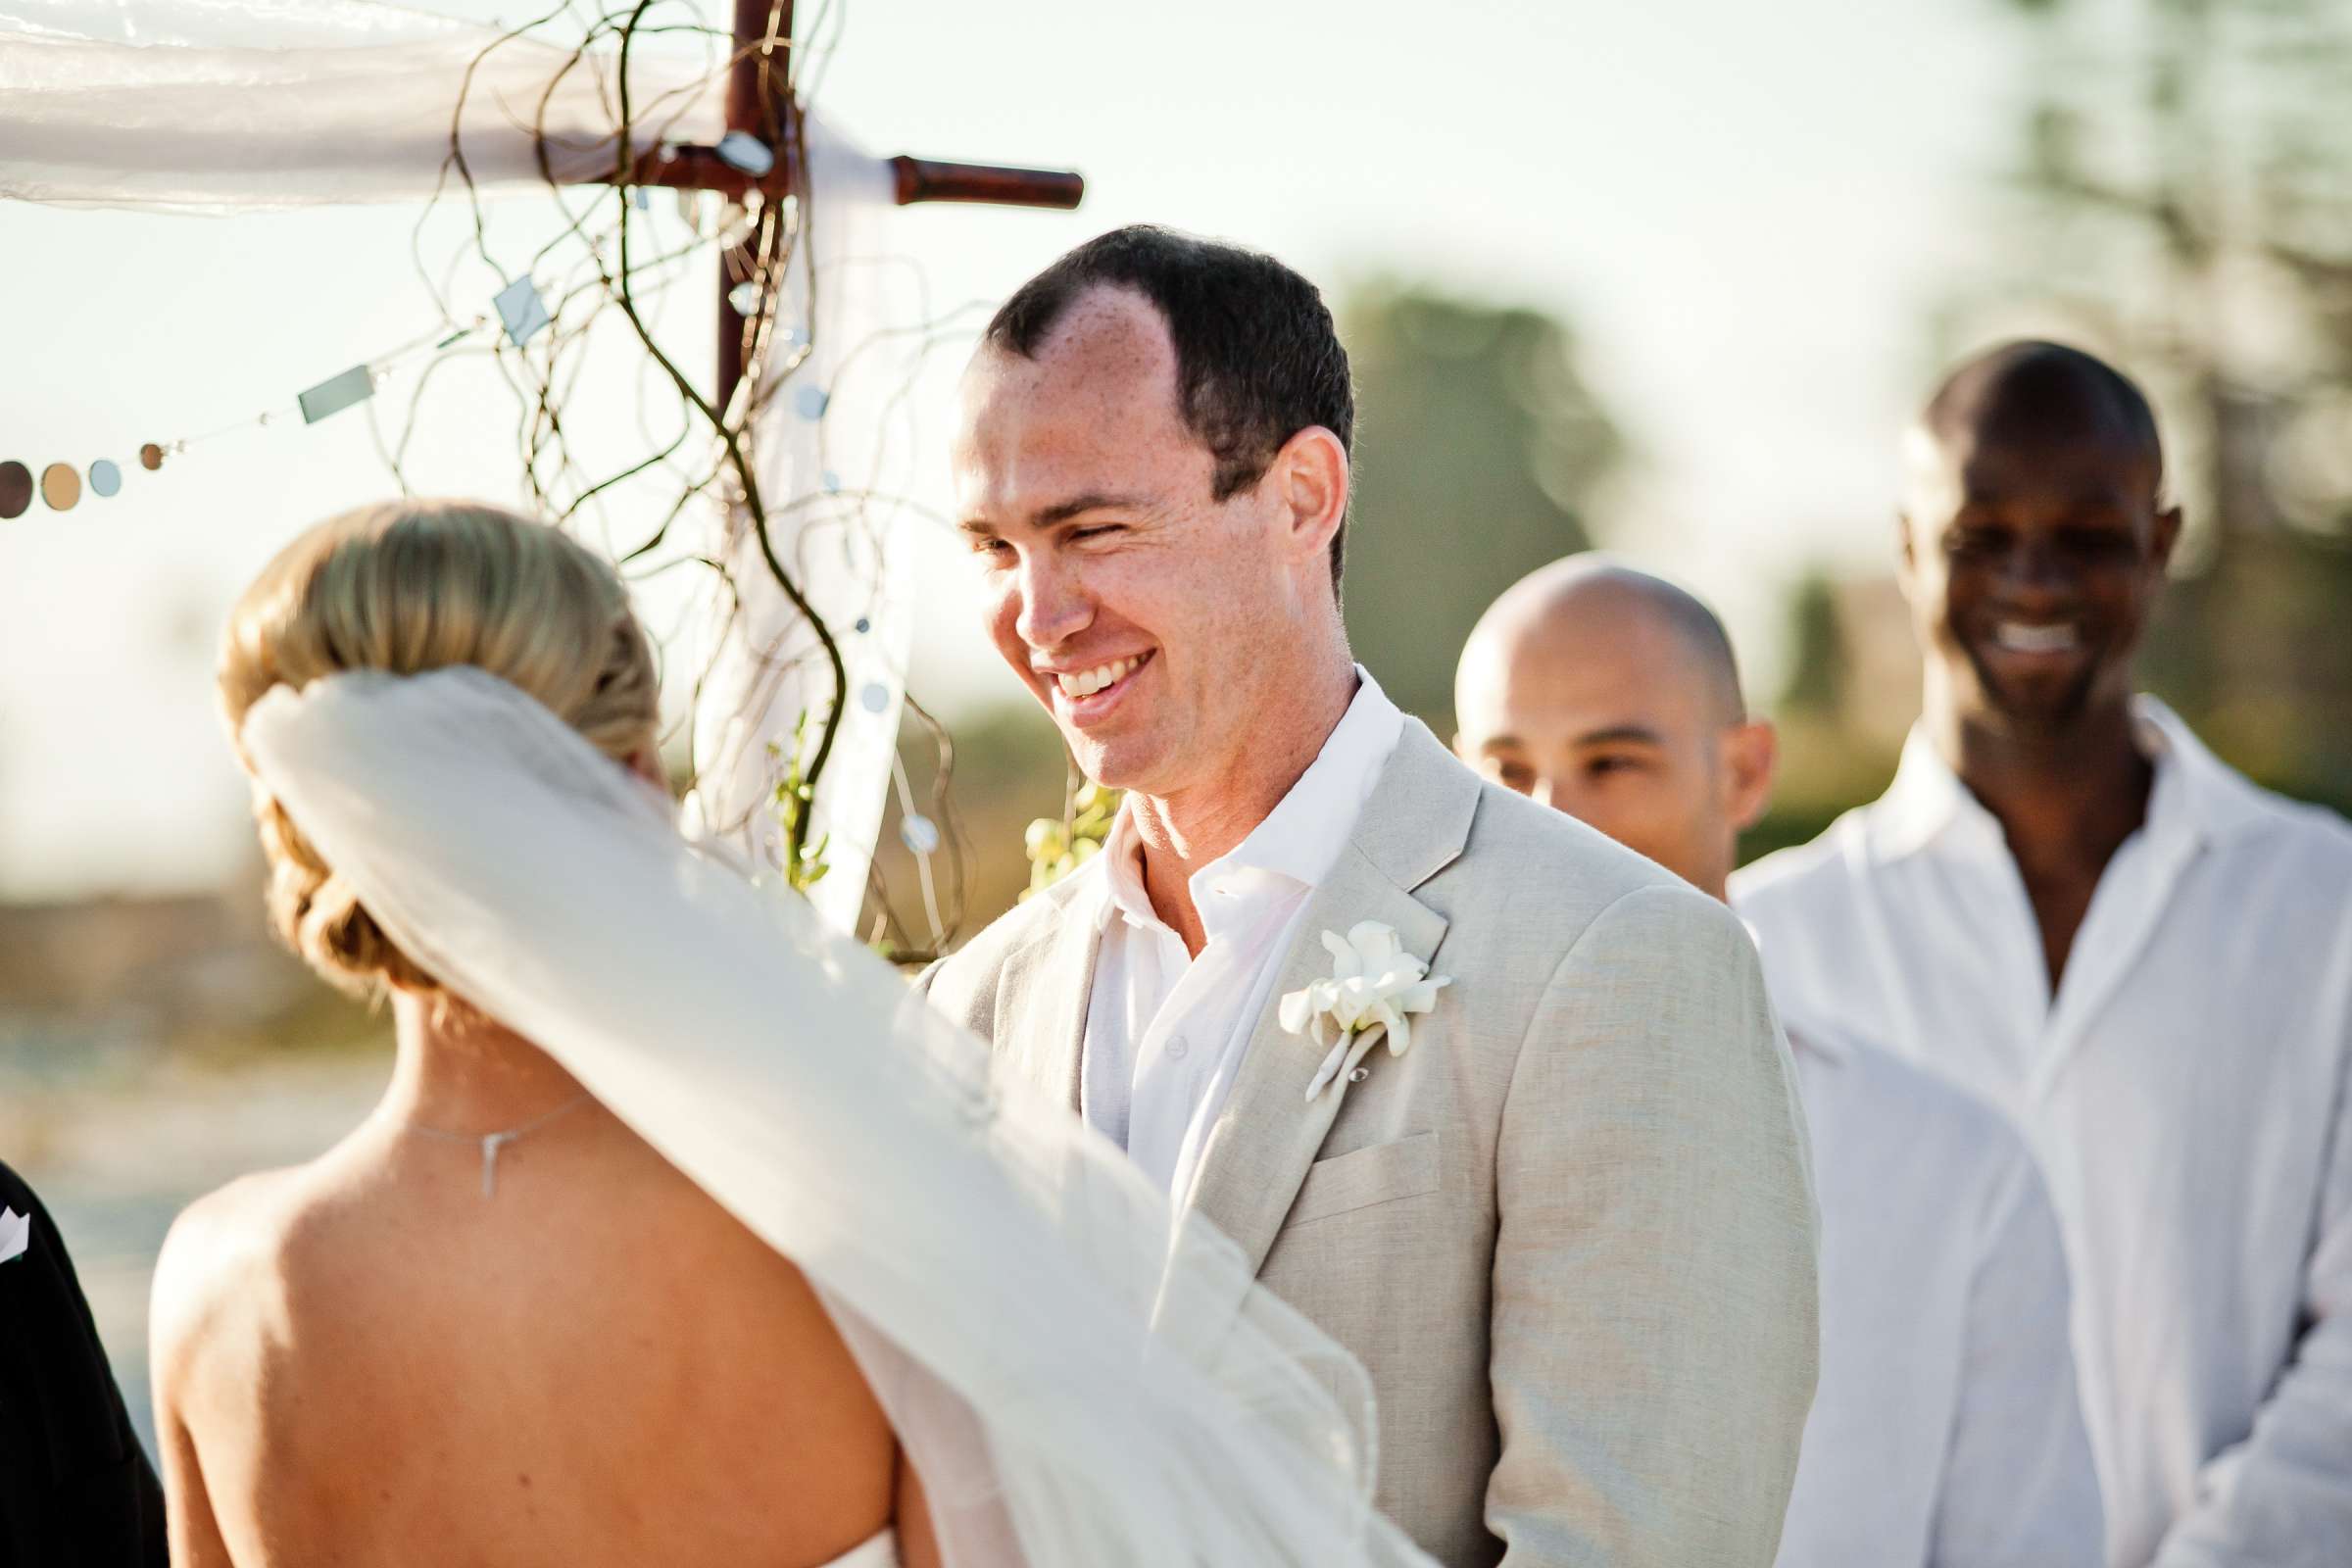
xmin=219 ymin=500 xmax=660 ymax=1004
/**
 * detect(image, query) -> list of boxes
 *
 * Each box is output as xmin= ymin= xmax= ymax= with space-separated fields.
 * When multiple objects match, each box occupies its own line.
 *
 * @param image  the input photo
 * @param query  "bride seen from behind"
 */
xmin=150 ymin=500 xmax=939 ymax=1568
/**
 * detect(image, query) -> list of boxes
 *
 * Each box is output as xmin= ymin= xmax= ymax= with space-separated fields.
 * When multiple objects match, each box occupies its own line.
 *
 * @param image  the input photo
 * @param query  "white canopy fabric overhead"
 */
xmin=0 ymin=0 xmax=722 ymax=209
xmin=0 ymin=0 xmax=916 ymax=933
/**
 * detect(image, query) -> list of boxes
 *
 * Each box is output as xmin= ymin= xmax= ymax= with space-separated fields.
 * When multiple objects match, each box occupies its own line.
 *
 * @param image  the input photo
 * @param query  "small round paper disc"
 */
xmin=139 ymin=443 xmax=165 ymax=471
xmin=0 ymin=462 xmax=30 ymax=519
xmin=40 ymin=463 xmax=81 ymax=512
xmin=88 ymin=459 xmax=122 ymax=498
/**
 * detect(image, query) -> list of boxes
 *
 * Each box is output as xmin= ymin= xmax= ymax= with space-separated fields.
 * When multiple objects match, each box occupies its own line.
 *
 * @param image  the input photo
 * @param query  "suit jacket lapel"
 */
xmin=997 ymin=886 xmax=1102 ymax=1114
xmin=1182 ymin=721 xmax=1478 ymax=1274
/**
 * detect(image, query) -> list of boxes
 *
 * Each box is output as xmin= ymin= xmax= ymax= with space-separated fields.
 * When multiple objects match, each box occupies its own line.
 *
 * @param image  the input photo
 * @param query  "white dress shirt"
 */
xmin=1735 ymin=698 xmax=2352 ymax=1568
xmin=1776 ymin=1024 xmax=2102 ymax=1567
xmin=1077 ymin=668 xmax=1403 ymax=1198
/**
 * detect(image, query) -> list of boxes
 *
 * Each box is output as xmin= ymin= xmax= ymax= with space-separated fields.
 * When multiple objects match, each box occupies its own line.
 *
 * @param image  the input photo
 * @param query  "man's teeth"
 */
xmin=1992 ymin=621 xmax=2081 ymax=654
xmin=1054 ymin=656 xmax=1142 ymax=698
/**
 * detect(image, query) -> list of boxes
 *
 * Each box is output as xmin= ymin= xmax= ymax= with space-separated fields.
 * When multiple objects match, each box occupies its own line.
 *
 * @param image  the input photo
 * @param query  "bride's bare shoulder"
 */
xmin=149 ymin=1153 xmax=361 ymax=1397
xmin=151 ymin=1169 xmax=283 ymax=1343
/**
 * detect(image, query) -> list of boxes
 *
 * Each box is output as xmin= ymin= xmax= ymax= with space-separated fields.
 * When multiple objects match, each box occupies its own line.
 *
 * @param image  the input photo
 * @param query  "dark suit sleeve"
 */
xmin=0 ymin=1160 xmax=167 ymax=1568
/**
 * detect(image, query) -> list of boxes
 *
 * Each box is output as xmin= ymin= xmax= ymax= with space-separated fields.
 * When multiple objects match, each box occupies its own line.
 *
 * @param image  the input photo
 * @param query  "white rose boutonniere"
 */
xmin=1279 ymin=919 xmax=1451 ymax=1102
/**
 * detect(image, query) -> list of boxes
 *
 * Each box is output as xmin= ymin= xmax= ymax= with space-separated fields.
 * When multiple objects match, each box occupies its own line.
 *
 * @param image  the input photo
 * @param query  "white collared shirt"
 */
xmin=1735 ymin=698 xmax=2352 ymax=1568
xmin=1775 ymin=1024 xmax=2102 ymax=1567
xmin=1077 ymin=667 xmax=1403 ymax=1199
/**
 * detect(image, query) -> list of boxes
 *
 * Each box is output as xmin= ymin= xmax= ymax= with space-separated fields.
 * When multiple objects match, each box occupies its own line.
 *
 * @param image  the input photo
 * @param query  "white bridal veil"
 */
xmin=241 ymin=667 xmax=1435 ymax=1568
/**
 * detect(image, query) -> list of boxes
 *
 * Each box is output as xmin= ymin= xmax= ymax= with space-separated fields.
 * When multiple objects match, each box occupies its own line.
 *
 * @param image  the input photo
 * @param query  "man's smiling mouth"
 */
xmin=1043 ymin=652 xmax=1151 ymax=699
xmin=1988 ymin=620 xmax=2082 ymax=655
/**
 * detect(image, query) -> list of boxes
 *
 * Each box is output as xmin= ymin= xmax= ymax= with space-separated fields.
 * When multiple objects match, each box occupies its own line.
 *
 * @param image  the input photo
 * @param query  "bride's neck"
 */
xmin=378 ymin=992 xmax=588 ymax=1134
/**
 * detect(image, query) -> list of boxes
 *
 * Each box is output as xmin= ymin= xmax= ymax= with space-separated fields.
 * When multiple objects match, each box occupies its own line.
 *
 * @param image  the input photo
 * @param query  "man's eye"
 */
xmin=1477 ymin=758 xmax=1532 ymax=791
xmin=1070 ymin=524 xmax=1121 ymax=543
xmin=970 ymin=535 xmax=1011 ymax=559
xmin=1588 ymin=756 xmax=1640 ymax=777
xmin=2058 ymin=527 xmax=2134 ymax=559
xmin=1945 ymin=528 xmax=2005 ymax=557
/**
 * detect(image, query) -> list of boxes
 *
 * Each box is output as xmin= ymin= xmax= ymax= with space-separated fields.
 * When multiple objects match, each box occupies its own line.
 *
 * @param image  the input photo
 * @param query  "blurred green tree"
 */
xmin=1777 ymin=569 xmax=1849 ymax=717
xmin=1998 ymin=0 xmax=2352 ymax=539
xmin=1337 ymin=283 xmax=1625 ymax=723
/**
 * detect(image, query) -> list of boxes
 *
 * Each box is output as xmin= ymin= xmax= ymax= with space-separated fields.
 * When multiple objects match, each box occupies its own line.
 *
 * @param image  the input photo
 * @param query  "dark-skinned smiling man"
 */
xmin=1736 ymin=341 xmax=2352 ymax=1567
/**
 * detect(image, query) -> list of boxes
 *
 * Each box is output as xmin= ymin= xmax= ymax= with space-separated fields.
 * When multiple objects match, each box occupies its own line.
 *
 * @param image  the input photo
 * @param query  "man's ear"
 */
xmin=1268 ymin=424 xmax=1349 ymax=572
xmin=2151 ymin=503 xmax=2183 ymax=574
xmin=1722 ymin=719 xmax=1778 ymax=833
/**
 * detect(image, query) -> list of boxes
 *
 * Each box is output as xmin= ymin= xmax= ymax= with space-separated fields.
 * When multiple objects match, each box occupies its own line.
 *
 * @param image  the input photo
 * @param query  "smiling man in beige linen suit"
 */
xmin=923 ymin=226 xmax=1818 ymax=1568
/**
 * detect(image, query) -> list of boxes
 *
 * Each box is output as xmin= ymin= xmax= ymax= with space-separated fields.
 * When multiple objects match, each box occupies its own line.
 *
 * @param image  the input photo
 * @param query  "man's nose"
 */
xmin=1997 ymin=534 xmax=2074 ymax=602
xmin=1012 ymin=552 xmax=1094 ymax=650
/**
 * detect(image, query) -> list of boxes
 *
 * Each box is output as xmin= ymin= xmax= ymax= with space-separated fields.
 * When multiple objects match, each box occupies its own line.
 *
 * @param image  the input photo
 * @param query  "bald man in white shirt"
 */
xmin=1455 ymin=557 xmax=2103 ymax=1567
xmin=1735 ymin=341 xmax=2352 ymax=1566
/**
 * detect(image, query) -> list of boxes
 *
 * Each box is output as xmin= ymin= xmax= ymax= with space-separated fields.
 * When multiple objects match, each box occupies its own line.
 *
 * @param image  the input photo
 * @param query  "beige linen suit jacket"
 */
xmin=923 ymin=721 xmax=1819 ymax=1567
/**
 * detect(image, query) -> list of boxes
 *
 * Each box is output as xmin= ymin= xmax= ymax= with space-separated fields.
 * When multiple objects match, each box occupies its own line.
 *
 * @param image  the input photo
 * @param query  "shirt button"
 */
xmin=1166 ymin=1037 xmax=1190 ymax=1060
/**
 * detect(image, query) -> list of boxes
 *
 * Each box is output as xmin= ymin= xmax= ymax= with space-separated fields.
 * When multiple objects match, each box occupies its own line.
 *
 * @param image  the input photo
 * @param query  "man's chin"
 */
xmin=1061 ymin=732 xmax=1168 ymax=798
xmin=1971 ymin=665 xmax=2107 ymax=736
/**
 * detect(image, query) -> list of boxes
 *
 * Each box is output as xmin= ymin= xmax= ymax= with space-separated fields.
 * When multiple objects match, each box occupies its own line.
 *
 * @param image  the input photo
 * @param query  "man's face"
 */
xmin=1453 ymin=599 xmax=1771 ymax=899
xmin=1899 ymin=419 xmax=2179 ymax=736
xmin=953 ymin=288 xmax=1329 ymax=796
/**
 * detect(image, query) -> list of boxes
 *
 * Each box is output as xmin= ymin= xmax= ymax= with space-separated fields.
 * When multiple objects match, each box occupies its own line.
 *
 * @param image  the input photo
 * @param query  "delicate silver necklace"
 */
xmin=401 ymin=1092 xmax=595 ymax=1198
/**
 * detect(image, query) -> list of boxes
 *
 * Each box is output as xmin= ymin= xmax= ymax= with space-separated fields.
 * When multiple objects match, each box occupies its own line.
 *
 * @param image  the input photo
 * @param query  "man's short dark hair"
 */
xmin=983 ymin=224 xmax=1355 ymax=591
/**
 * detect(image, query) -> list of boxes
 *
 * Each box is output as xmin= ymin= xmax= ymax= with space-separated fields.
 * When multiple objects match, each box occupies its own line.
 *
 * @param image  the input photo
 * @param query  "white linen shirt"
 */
xmin=1079 ymin=668 xmax=1403 ymax=1199
xmin=1735 ymin=698 xmax=2352 ymax=1568
xmin=1776 ymin=1024 xmax=2103 ymax=1567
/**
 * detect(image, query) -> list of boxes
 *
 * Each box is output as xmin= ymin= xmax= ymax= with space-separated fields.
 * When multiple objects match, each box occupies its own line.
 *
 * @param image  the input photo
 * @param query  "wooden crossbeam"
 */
xmin=610 ymin=1 xmax=1084 ymax=410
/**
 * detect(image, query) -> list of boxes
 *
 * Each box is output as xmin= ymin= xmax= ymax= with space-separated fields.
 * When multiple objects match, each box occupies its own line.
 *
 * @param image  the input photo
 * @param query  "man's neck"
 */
xmin=1929 ymin=694 xmax=2154 ymax=991
xmin=1931 ymin=698 xmax=2151 ymax=862
xmin=1129 ymin=657 xmax=1360 ymax=956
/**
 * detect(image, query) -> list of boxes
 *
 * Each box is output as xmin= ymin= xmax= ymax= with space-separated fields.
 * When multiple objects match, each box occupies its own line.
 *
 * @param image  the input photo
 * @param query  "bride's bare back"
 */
xmin=151 ymin=1038 xmax=933 ymax=1568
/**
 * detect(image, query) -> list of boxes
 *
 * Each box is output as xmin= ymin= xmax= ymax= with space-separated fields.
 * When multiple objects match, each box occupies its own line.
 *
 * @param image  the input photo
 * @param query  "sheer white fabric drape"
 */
xmin=679 ymin=125 xmax=920 ymax=933
xmin=241 ymin=666 xmax=1434 ymax=1568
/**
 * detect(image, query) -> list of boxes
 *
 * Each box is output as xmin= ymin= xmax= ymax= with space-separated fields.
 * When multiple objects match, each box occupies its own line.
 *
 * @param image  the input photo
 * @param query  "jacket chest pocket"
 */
xmin=1282 ymin=1132 xmax=1442 ymax=1229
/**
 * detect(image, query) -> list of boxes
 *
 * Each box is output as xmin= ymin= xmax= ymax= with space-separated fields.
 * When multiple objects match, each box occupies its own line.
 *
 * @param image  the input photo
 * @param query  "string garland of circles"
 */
xmin=0 ymin=312 xmax=500 ymax=521
xmin=0 ymin=447 xmax=147 ymax=519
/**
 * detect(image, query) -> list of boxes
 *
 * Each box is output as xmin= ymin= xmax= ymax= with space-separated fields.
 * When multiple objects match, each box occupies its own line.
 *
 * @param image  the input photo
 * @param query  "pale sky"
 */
xmin=0 ymin=0 xmax=2026 ymax=899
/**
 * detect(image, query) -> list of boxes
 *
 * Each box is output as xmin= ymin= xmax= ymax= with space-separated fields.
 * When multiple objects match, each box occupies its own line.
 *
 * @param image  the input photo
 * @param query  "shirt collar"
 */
xmin=1867 ymin=694 xmax=2271 ymax=865
xmin=1097 ymin=665 xmax=1405 ymax=934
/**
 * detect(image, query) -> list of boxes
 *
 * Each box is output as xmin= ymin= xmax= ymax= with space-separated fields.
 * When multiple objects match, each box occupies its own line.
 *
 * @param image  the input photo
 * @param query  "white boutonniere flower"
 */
xmin=0 ymin=1205 xmax=29 ymax=1266
xmin=1280 ymin=919 xmax=1451 ymax=1102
